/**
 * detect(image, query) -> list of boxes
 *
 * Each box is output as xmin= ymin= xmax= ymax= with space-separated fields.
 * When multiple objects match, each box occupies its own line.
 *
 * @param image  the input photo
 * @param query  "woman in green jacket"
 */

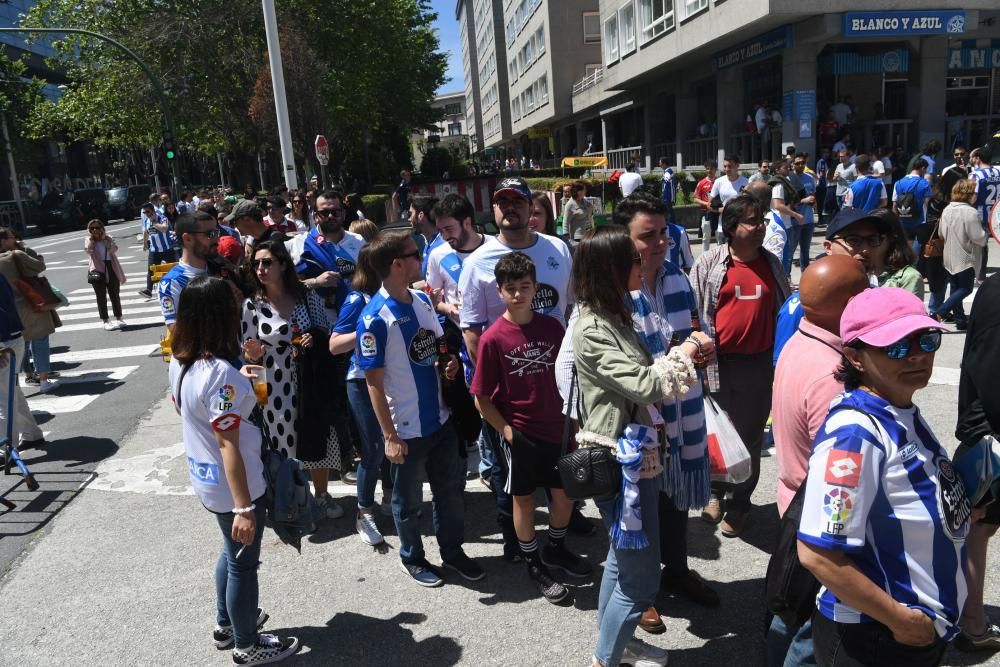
xmin=571 ymin=227 xmax=710 ymax=667
xmin=872 ymin=208 xmax=924 ymax=299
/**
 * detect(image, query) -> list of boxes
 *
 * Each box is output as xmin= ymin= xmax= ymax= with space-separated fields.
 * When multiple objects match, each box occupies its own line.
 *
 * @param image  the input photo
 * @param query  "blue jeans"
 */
xmin=766 ymin=614 xmax=816 ymax=667
xmin=934 ymin=267 xmax=975 ymax=324
xmin=214 ymin=501 xmax=266 ymax=649
xmin=798 ymin=223 xmax=815 ymax=272
xmin=391 ymin=421 xmax=465 ymax=564
xmin=347 ymin=379 xmax=385 ymax=510
xmin=783 ymin=224 xmax=802 ymax=276
xmin=25 ymin=336 xmax=51 ymax=374
xmin=594 ymin=477 xmax=661 ymax=666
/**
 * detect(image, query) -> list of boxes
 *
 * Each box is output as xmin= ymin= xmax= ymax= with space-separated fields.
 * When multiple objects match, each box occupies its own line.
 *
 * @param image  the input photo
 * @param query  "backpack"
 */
xmin=768 ymin=175 xmax=802 ymax=209
xmin=895 ymin=188 xmax=917 ymax=223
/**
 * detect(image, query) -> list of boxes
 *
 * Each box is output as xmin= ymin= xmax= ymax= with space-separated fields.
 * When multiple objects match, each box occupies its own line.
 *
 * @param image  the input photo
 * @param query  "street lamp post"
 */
xmin=261 ymin=0 xmax=298 ymax=192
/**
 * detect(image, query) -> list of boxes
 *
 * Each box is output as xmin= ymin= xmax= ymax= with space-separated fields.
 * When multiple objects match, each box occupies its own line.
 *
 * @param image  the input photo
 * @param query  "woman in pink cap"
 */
xmin=796 ymin=287 xmax=971 ymax=666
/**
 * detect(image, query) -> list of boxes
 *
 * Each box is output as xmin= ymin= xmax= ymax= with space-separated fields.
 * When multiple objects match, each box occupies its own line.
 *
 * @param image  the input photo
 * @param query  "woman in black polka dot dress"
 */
xmin=240 ymin=239 xmax=343 ymax=520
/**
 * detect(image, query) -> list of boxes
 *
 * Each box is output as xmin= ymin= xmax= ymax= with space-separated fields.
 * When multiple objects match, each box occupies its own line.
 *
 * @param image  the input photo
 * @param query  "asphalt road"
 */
xmin=0 ymin=229 xmax=998 ymax=666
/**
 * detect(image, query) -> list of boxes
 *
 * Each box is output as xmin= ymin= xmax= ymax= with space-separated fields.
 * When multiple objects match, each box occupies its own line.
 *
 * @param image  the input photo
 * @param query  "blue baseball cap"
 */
xmin=493 ymin=177 xmax=532 ymax=202
xmin=825 ymin=208 xmax=889 ymax=240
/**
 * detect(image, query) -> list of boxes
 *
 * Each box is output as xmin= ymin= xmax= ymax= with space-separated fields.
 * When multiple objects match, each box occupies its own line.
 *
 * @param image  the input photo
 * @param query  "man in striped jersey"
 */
xmin=139 ymin=201 xmax=177 ymax=299
xmin=157 ymin=212 xmax=218 ymax=331
xmin=969 ymin=146 xmax=1000 ymax=281
xmin=357 ymin=230 xmax=483 ymax=589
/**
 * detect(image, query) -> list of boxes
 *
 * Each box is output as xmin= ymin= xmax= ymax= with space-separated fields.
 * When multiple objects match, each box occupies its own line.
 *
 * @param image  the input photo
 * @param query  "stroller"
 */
xmin=0 ymin=347 xmax=39 ymax=512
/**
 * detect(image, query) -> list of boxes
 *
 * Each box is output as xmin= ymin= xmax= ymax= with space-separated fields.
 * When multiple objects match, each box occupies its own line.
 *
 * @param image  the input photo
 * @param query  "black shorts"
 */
xmin=495 ymin=428 xmax=563 ymax=496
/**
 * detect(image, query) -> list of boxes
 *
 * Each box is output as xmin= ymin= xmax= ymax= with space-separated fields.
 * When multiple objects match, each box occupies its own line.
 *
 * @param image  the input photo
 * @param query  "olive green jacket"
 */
xmin=572 ymin=305 xmax=696 ymax=448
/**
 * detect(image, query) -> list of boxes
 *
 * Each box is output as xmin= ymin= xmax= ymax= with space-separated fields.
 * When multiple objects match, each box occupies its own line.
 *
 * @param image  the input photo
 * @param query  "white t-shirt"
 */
xmin=425 ymin=239 xmax=483 ymax=321
xmin=763 ymin=211 xmax=787 ymax=255
xmin=459 ymin=233 xmax=573 ymax=330
xmin=619 ymin=172 xmax=644 ymax=197
xmin=709 ymin=175 xmax=749 ymax=207
xmin=871 ymin=160 xmax=885 ymax=179
xmin=169 ymin=357 xmax=266 ymax=513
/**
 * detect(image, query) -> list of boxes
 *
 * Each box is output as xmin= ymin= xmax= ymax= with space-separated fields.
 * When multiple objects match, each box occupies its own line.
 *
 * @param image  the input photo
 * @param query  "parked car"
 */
xmin=106 ymin=183 xmax=152 ymax=221
xmin=34 ymin=188 xmax=111 ymax=233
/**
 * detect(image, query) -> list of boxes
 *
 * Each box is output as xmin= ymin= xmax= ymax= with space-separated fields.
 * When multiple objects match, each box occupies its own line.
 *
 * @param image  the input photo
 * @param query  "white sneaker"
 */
xmin=115 ymin=319 xmax=127 ymax=329
xmin=356 ymin=506 xmax=384 ymax=546
xmin=314 ymin=493 xmax=344 ymax=519
xmin=103 ymin=320 xmax=115 ymax=331
xmin=39 ymin=379 xmax=58 ymax=394
xmin=621 ymin=637 xmax=669 ymax=667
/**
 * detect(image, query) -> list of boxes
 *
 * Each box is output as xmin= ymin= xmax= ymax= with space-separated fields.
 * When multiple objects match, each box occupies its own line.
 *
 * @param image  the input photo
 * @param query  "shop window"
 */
xmin=604 ymin=14 xmax=619 ymax=65
xmin=583 ymin=11 xmax=601 ymax=44
xmin=639 ymin=0 xmax=674 ymax=45
xmin=619 ymin=2 xmax=636 ymax=56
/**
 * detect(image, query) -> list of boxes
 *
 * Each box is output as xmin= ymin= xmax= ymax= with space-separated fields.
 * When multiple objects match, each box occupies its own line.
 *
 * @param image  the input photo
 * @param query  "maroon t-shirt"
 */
xmin=469 ymin=313 xmax=565 ymax=444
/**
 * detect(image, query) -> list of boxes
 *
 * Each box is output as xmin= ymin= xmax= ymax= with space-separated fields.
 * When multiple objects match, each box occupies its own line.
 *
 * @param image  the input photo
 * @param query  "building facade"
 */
xmin=410 ymin=91 xmax=471 ymax=170
xmin=457 ymin=0 xmax=1000 ymax=169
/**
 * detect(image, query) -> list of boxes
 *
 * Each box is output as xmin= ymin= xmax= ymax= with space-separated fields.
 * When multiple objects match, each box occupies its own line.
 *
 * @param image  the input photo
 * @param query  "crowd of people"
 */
xmin=151 ymin=131 xmax=1000 ymax=666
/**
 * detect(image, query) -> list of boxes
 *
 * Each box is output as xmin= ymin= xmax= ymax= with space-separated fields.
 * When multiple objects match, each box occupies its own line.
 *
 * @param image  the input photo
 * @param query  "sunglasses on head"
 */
xmin=881 ymin=330 xmax=942 ymax=360
xmin=252 ymin=257 xmax=275 ymax=269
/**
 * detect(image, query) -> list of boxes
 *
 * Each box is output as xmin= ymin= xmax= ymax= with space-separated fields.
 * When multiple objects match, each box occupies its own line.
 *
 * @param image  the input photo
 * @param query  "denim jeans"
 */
xmin=347 ymin=379 xmax=385 ymax=510
xmin=25 ymin=336 xmax=51 ymax=374
xmin=934 ymin=267 xmax=975 ymax=324
xmin=391 ymin=420 xmax=465 ymax=564
xmin=783 ymin=224 xmax=802 ymax=276
xmin=798 ymin=223 xmax=815 ymax=272
xmin=214 ymin=501 xmax=266 ymax=649
xmin=766 ymin=613 xmax=816 ymax=667
xmin=594 ymin=477 xmax=661 ymax=666
xmin=482 ymin=425 xmax=517 ymax=552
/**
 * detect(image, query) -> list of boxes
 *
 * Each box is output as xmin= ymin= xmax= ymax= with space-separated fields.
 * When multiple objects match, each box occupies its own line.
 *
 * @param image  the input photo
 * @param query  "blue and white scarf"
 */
xmin=611 ymin=424 xmax=659 ymax=550
xmin=631 ymin=288 xmax=710 ymax=510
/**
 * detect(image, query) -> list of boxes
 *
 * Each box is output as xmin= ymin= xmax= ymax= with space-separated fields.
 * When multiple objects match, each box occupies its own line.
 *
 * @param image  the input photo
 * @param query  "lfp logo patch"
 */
xmin=218 ymin=385 xmax=235 ymax=402
xmin=823 ymin=488 xmax=853 ymax=522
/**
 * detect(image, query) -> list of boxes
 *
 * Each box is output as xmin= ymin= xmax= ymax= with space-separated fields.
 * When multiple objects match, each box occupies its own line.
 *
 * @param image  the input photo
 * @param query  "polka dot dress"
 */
xmin=241 ymin=291 xmax=338 ymax=470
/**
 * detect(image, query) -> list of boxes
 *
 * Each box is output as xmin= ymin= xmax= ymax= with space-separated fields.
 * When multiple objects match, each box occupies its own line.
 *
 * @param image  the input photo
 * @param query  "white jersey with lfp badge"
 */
xmin=458 ymin=233 xmax=573 ymax=330
xmin=425 ymin=241 xmax=478 ymax=318
xmin=168 ymin=357 xmax=265 ymax=513
xmin=158 ymin=261 xmax=207 ymax=325
xmin=356 ymin=287 xmax=449 ymax=440
xmin=798 ymin=390 xmax=970 ymax=641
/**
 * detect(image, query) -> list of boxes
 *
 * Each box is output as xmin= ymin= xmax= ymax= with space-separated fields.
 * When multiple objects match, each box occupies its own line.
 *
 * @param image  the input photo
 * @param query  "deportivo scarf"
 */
xmin=611 ymin=424 xmax=659 ymax=550
xmin=301 ymin=227 xmax=357 ymax=311
xmin=630 ymin=289 xmax=710 ymax=510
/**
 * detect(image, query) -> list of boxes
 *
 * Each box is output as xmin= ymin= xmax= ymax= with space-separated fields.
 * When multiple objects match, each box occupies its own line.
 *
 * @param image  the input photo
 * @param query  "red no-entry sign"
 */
xmin=315 ymin=135 xmax=329 ymax=166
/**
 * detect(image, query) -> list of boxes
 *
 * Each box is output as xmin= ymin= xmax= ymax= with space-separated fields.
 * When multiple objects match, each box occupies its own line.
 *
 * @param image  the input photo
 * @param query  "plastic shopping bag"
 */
xmin=705 ymin=395 xmax=752 ymax=484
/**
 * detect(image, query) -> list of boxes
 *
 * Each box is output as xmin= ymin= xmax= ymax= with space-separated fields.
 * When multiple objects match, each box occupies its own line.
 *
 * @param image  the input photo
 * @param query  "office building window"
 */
xmin=683 ymin=0 xmax=707 ymax=18
xmin=583 ymin=11 xmax=601 ymax=44
xmin=619 ymin=2 xmax=636 ymax=56
xmin=639 ymin=0 xmax=674 ymax=44
xmin=448 ymin=122 xmax=462 ymax=136
xmin=444 ymin=103 xmax=462 ymax=116
xmin=604 ymin=15 xmax=619 ymax=65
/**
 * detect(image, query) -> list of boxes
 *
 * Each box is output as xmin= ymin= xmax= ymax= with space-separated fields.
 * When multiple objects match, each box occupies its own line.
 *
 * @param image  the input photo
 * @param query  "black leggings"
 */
xmin=92 ymin=261 xmax=122 ymax=321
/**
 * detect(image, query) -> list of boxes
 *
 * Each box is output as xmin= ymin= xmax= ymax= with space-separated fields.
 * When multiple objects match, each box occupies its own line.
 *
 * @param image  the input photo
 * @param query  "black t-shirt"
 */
xmin=957 ymin=274 xmax=1000 ymax=442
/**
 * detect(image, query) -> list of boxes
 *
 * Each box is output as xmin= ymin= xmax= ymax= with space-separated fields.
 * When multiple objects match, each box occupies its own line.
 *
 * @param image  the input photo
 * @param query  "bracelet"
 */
xmin=232 ymin=504 xmax=256 ymax=515
xmin=684 ymin=335 xmax=704 ymax=357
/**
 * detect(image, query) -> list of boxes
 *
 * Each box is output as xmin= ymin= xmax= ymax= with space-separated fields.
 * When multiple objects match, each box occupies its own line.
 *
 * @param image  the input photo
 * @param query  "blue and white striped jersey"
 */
xmin=144 ymin=213 xmax=175 ymax=253
xmin=158 ymin=261 xmax=207 ymax=325
xmin=332 ymin=290 xmax=370 ymax=382
xmin=970 ymin=166 xmax=1000 ymax=225
xmin=356 ymin=287 xmax=449 ymax=440
xmin=421 ymin=232 xmax=445 ymax=279
xmin=666 ymin=223 xmax=694 ymax=271
xmin=798 ymin=389 xmax=970 ymax=641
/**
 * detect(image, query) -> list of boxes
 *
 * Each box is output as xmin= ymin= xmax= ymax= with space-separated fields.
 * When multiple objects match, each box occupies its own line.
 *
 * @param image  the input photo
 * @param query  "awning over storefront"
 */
xmin=948 ymin=39 xmax=1000 ymax=70
xmin=819 ymin=49 xmax=910 ymax=76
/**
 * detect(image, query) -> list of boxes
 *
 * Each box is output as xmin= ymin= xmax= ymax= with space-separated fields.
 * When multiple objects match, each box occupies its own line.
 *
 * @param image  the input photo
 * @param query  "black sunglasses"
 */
xmin=882 ymin=330 xmax=942 ymax=360
xmin=251 ymin=257 xmax=275 ymax=269
xmin=396 ymin=250 xmax=421 ymax=261
xmin=188 ymin=229 xmax=220 ymax=239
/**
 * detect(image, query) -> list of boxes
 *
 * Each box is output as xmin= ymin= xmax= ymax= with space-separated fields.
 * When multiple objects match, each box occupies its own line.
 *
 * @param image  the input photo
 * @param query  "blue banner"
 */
xmin=948 ymin=41 xmax=1000 ymax=70
xmin=794 ymin=90 xmax=816 ymax=122
xmin=715 ymin=26 xmax=792 ymax=70
xmin=844 ymin=10 xmax=966 ymax=37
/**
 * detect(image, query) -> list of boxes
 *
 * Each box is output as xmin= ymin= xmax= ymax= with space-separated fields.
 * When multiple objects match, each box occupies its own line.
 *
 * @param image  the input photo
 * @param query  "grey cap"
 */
xmin=224 ymin=198 xmax=262 ymax=224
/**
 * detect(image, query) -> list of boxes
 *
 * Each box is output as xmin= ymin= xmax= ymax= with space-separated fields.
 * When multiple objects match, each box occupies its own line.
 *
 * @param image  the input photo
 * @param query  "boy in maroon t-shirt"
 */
xmin=469 ymin=252 xmax=592 ymax=604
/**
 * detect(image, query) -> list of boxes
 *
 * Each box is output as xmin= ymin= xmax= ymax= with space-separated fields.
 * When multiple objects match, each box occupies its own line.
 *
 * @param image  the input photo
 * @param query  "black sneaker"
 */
xmin=137 ymin=289 xmax=152 ymax=299
xmin=540 ymin=543 xmax=592 ymax=578
xmin=232 ymin=633 xmax=299 ymax=665
xmin=527 ymin=561 xmax=569 ymax=604
xmin=213 ymin=608 xmax=269 ymax=649
xmin=442 ymin=551 xmax=485 ymax=581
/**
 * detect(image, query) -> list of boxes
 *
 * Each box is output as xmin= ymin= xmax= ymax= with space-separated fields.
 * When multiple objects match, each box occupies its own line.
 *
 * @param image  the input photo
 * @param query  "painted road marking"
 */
xmin=47 ymin=260 xmax=142 ymax=271
xmin=51 ymin=344 xmax=159 ymax=364
xmin=58 ymin=297 xmax=152 ymax=312
xmin=56 ymin=315 xmax=162 ymax=333
xmin=31 ymin=224 xmax=140 ymax=249
xmin=28 ymin=393 xmax=101 ymax=415
xmin=32 ymin=366 xmax=139 ymax=386
xmin=58 ymin=306 xmax=162 ymax=321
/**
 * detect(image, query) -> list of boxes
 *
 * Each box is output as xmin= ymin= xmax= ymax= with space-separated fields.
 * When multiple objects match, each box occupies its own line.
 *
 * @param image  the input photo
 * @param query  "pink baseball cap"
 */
xmin=840 ymin=287 xmax=949 ymax=346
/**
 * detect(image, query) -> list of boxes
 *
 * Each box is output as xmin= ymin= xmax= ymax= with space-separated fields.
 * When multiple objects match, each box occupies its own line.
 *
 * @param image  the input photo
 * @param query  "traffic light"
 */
xmin=162 ymin=131 xmax=176 ymax=161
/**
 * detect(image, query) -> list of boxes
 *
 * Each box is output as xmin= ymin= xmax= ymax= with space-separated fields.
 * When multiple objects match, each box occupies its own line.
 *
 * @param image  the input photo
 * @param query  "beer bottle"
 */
xmin=437 ymin=337 xmax=454 ymax=386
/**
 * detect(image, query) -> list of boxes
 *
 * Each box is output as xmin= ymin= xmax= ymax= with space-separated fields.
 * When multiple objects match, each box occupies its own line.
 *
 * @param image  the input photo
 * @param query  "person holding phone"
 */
xmin=84 ymin=219 xmax=127 ymax=331
xmin=168 ymin=275 xmax=299 ymax=665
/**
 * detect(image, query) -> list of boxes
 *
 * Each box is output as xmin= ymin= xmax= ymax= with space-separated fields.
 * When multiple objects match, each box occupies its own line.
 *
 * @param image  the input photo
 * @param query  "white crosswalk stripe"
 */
xmin=47 ymin=261 xmax=142 ymax=271
xmin=58 ymin=306 xmax=162 ymax=322
xmin=27 ymin=393 xmax=102 ymax=415
xmin=57 ymin=315 xmax=163 ymax=333
xmin=50 ymin=344 xmax=159 ymax=363
xmin=58 ymin=297 xmax=152 ymax=312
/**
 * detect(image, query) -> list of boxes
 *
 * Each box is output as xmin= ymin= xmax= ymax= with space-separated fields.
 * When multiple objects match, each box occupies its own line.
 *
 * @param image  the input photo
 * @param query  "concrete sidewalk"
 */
xmin=2 ymin=360 xmax=999 ymax=665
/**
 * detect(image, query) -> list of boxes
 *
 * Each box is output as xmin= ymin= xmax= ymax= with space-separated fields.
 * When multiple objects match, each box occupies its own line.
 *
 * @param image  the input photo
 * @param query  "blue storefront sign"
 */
xmin=844 ymin=10 xmax=966 ymax=37
xmin=715 ymin=26 xmax=792 ymax=70
xmin=948 ymin=40 xmax=1000 ymax=70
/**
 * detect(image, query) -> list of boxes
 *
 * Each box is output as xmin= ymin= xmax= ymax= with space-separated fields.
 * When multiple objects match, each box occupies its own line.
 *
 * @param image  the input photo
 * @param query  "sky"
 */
xmin=430 ymin=0 xmax=465 ymax=95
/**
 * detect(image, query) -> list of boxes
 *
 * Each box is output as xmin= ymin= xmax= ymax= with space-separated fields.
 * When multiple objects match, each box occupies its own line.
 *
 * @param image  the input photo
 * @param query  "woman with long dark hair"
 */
xmin=571 ymin=226 xmax=708 ymax=667
xmin=84 ymin=219 xmax=127 ymax=330
xmin=169 ymin=275 xmax=298 ymax=664
xmin=240 ymin=239 xmax=340 ymax=518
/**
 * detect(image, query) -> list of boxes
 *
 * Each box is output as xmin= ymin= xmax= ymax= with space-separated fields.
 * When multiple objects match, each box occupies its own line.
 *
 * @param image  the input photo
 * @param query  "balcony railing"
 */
xmin=572 ymin=68 xmax=603 ymax=96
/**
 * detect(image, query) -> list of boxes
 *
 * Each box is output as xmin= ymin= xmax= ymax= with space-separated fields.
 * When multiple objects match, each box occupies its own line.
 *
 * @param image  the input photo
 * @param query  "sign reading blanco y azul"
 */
xmin=844 ymin=10 xmax=965 ymax=37
xmin=715 ymin=26 xmax=792 ymax=70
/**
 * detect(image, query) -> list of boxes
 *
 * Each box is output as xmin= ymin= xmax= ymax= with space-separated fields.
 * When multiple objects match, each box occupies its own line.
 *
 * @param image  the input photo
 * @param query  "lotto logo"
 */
xmin=825 ymin=450 xmax=863 ymax=487
xmin=212 ymin=414 xmax=241 ymax=432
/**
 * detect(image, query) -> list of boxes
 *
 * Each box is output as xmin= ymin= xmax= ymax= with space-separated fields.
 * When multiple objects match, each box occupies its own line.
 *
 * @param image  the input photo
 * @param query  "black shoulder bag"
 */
xmin=556 ymin=366 xmax=623 ymax=501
